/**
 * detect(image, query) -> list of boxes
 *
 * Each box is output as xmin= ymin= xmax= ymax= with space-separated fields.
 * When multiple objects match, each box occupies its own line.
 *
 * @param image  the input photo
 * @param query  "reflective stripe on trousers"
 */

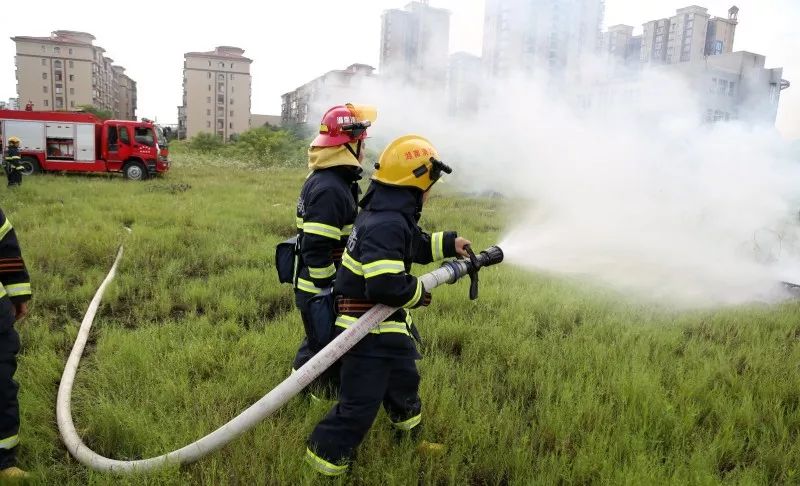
xmin=305 ymin=447 xmax=348 ymax=476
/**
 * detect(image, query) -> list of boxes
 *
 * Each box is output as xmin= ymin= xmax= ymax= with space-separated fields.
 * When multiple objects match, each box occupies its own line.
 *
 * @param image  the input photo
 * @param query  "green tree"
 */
xmin=78 ymin=104 xmax=113 ymax=121
xmin=230 ymin=127 xmax=306 ymax=166
xmin=187 ymin=132 xmax=225 ymax=151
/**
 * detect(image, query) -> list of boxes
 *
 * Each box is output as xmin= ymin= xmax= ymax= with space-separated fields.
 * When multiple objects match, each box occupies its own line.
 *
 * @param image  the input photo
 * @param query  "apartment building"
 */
xmin=640 ymin=5 xmax=738 ymax=65
xmin=482 ymin=0 xmax=604 ymax=78
xmin=178 ymin=46 xmax=252 ymax=140
xmin=380 ymin=1 xmax=450 ymax=89
xmin=11 ymin=30 xmax=136 ymax=119
xmin=281 ymin=64 xmax=376 ymax=127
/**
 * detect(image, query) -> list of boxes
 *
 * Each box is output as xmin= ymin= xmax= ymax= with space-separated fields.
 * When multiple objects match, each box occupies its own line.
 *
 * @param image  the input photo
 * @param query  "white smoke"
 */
xmin=311 ymin=65 xmax=800 ymax=307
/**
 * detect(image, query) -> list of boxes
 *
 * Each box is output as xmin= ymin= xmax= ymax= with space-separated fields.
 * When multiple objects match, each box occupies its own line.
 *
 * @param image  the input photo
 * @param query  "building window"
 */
xmin=208 ymin=61 xmax=211 ymax=67
xmin=69 ymin=48 xmax=73 ymax=55
xmin=207 ymin=72 xmax=211 ymax=78
xmin=717 ymin=79 xmax=727 ymax=95
xmin=41 ymin=45 xmax=45 ymax=51
xmin=218 ymin=74 xmax=224 ymax=81
xmin=217 ymin=94 xmax=224 ymax=104
xmin=70 ymin=87 xmax=74 ymax=95
xmin=230 ymin=122 xmax=233 ymax=129
xmin=41 ymin=58 xmax=46 ymax=66
xmin=728 ymin=82 xmax=735 ymax=97
xmin=231 ymin=63 xmax=234 ymax=68
xmin=43 ymin=86 xmax=48 ymax=93
xmin=231 ymin=86 xmax=235 ymax=93
xmin=208 ymin=84 xmax=211 ymax=91
xmin=219 ymin=62 xmax=224 ymax=68
xmin=207 ymin=121 xmax=211 ymax=128
xmin=54 ymin=47 xmax=61 ymax=54
xmin=55 ymin=97 xmax=64 ymax=109
xmin=56 ymin=85 xmax=63 ymax=94
xmin=42 ymin=72 xmax=47 ymax=80
xmin=230 ymin=110 xmax=234 ymax=116
xmin=207 ymin=109 xmax=211 ymax=115
xmin=69 ymin=60 xmax=74 ymax=68
xmin=710 ymin=77 xmax=717 ymax=93
xmin=218 ymin=84 xmax=225 ymax=93
xmin=230 ymin=99 xmax=234 ymax=105
xmin=217 ymin=119 xmax=224 ymax=129
xmin=44 ymin=99 xmax=49 ymax=106
xmin=55 ymin=72 xmax=63 ymax=82
xmin=69 ymin=74 xmax=74 ymax=81
xmin=70 ymin=100 xmax=75 ymax=107
xmin=230 ymin=73 xmax=234 ymax=80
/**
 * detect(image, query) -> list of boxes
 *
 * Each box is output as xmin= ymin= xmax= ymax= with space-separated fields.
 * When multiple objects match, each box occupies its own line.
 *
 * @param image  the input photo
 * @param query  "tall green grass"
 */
xmin=1 ymin=155 xmax=798 ymax=485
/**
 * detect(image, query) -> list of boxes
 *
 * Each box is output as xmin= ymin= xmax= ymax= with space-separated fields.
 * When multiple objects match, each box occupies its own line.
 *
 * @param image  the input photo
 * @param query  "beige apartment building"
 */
xmin=178 ymin=46 xmax=252 ymax=140
xmin=11 ymin=30 xmax=136 ymax=119
xmin=640 ymin=6 xmax=738 ymax=65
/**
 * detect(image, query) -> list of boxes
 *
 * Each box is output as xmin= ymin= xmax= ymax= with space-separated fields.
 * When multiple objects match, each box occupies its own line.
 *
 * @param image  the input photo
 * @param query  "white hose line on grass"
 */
xmin=56 ymin=241 xmax=459 ymax=473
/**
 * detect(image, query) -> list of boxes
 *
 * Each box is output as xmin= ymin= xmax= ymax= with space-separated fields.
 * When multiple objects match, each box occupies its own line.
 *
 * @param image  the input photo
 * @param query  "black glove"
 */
xmin=414 ymin=291 xmax=432 ymax=308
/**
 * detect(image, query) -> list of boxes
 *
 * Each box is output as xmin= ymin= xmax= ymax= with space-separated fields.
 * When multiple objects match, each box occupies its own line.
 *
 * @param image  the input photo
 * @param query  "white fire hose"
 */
xmin=56 ymin=240 xmax=502 ymax=473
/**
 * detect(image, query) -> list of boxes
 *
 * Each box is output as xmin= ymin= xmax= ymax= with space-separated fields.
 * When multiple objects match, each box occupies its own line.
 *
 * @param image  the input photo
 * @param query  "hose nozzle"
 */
xmin=473 ymin=245 xmax=504 ymax=269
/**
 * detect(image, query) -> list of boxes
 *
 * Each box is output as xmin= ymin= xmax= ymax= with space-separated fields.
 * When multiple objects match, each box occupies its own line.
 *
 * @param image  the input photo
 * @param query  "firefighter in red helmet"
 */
xmin=291 ymin=103 xmax=377 ymax=397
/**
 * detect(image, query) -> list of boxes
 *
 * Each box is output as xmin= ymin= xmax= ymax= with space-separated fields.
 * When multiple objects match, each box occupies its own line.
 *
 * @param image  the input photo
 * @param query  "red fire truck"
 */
xmin=0 ymin=110 xmax=170 ymax=180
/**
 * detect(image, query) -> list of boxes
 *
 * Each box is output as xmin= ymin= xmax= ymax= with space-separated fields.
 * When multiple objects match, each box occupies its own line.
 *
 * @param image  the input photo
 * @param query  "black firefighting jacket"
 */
xmin=333 ymin=182 xmax=458 ymax=359
xmin=4 ymin=145 xmax=22 ymax=172
xmin=294 ymin=166 xmax=361 ymax=295
xmin=0 ymin=207 xmax=32 ymax=304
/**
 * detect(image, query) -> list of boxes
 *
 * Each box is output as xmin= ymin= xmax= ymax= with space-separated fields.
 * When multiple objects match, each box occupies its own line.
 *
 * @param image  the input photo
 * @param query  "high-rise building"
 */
xmin=640 ymin=5 xmax=738 ymax=65
xmin=178 ymin=46 xmax=252 ymax=140
xmin=482 ymin=0 xmax=604 ymax=78
xmin=380 ymin=1 xmax=450 ymax=89
xmin=447 ymin=52 xmax=482 ymax=115
xmin=11 ymin=30 xmax=136 ymax=119
xmin=594 ymin=6 xmax=788 ymax=126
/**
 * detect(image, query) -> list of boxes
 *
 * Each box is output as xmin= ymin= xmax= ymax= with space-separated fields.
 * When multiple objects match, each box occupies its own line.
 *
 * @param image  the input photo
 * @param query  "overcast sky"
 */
xmin=1 ymin=0 xmax=797 ymax=138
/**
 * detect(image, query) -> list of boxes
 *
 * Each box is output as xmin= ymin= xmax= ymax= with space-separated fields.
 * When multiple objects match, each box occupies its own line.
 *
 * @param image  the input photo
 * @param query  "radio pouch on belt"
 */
xmin=275 ymin=236 xmax=298 ymax=284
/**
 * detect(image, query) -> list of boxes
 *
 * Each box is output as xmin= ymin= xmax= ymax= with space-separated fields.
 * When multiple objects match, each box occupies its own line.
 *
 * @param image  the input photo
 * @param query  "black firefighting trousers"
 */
xmin=292 ymin=291 xmax=340 ymax=395
xmin=307 ymin=354 xmax=422 ymax=466
xmin=0 ymin=297 xmax=20 ymax=469
xmin=5 ymin=167 xmax=22 ymax=187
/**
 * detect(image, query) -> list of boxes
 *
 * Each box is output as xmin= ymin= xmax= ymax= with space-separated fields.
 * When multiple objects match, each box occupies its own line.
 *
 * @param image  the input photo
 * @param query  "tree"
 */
xmin=79 ymin=104 xmax=113 ymax=121
xmin=187 ymin=132 xmax=225 ymax=151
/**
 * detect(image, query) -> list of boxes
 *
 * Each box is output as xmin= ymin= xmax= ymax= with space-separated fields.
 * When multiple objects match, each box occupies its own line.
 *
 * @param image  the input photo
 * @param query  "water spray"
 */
xmin=56 ymin=238 xmax=503 ymax=473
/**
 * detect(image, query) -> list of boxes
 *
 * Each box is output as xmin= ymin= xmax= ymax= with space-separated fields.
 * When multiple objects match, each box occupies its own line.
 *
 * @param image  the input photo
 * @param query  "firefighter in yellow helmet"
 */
xmin=304 ymin=135 xmax=471 ymax=476
xmin=3 ymin=137 xmax=24 ymax=188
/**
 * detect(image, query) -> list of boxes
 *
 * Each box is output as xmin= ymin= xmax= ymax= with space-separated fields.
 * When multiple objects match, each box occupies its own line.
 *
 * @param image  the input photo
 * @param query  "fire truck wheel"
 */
xmin=123 ymin=162 xmax=147 ymax=181
xmin=20 ymin=157 xmax=41 ymax=176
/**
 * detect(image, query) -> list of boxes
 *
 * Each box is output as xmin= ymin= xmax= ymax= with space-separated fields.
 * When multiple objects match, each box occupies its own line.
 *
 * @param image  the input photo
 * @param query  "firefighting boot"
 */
xmin=417 ymin=441 xmax=447 ymax=457
xmin=0 ymin=466 xmax=31 ymax=480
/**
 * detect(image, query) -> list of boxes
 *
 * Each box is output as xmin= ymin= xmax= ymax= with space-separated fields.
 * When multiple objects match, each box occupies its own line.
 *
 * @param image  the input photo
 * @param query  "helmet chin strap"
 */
xmin=344 ymin=140 xmax=362 ymax=162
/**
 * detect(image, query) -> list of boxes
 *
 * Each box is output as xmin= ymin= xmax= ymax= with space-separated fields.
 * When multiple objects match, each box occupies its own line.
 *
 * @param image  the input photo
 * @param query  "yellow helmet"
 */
xmin=373 ymin=135 xmax=452 ymax=191
xmin=7 ymin=136 xmax=20 ymax=145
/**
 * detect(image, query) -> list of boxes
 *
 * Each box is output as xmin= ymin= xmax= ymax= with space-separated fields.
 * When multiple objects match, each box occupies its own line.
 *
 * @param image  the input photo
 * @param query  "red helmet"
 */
xmin=311 ymin=103 xmax=377 ymax=147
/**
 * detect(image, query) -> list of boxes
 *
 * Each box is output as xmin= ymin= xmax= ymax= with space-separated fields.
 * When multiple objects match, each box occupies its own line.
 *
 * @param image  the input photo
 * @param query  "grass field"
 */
xmin=1 ymin=153 xmax=799 ymax=485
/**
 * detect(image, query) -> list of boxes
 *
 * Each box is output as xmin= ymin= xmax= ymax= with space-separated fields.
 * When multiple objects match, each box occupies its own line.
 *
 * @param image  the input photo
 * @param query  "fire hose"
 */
xmin=56 ymin=242 xmax=503 ymax=473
